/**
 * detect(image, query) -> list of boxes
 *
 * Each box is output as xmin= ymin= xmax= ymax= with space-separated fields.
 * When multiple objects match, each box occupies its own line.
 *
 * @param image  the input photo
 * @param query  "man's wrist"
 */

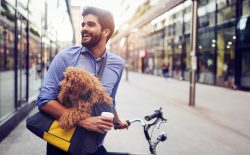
xmin=113 ymin=119 xmax=121 ymax=126
xmin=77 ymin=119 xmax=85 ymax=128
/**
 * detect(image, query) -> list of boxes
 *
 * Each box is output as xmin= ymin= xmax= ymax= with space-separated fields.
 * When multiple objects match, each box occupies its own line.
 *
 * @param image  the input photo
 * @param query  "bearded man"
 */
xmin=37 ymin=6 xmax=128 ymax=155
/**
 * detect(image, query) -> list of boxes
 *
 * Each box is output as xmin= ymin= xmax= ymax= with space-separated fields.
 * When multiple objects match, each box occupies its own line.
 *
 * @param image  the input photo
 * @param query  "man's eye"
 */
xmin=81 ymin=22 xmax=95 ymax=27
xmin=88 ymin=23 xmax=95 ymax=27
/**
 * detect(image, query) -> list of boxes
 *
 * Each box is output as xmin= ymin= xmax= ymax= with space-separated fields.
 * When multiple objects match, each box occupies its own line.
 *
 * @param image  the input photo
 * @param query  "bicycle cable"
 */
xmin=150 ymin=119 xmax=166 ymax=143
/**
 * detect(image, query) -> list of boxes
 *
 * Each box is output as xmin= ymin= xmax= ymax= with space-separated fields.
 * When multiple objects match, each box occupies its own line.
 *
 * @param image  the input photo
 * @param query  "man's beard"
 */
xmin=81 ymin=31 xmax=102 ymax=48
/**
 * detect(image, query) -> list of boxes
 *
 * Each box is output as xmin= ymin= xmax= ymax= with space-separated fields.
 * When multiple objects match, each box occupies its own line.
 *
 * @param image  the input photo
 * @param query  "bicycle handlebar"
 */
xmin=114 ymin=107 xmax=166 ymax=129
xmin=144 ymin=107 xmax=166 ymax=121
xmin=145 ymin=109 xmax=161 ymax=121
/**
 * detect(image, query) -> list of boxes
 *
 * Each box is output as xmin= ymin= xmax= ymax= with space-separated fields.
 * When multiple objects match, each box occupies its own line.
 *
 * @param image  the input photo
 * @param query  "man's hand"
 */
xmin=78 ymin=116 xmax=114 ymax=134
xmin=114 ymin=119 xmax=129 ymax=130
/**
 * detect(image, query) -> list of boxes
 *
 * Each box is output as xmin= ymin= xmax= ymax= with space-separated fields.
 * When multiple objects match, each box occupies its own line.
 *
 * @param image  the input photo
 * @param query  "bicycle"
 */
xmin=107 ymin=107 xmax=167 ymax=155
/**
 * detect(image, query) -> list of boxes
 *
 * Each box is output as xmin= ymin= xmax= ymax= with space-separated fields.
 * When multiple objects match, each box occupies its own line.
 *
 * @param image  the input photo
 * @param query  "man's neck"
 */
xmin=90 ymin=45 xmax=106 ymax=58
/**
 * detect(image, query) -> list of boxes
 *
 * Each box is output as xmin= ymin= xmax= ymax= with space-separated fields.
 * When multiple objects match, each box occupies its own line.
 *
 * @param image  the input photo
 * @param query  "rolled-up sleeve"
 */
xmin=110 ymin=61 xmax=125 ymax=108
xmin=37 ymin=52 xmax=69 ymax=108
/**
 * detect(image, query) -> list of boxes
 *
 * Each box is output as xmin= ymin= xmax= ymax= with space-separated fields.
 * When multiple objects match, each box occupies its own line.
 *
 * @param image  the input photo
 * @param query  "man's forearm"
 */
xmin=40 ymin=100 xmax=67 ymax=119
xmin=41 ymin=100 xmax=116 ymax=133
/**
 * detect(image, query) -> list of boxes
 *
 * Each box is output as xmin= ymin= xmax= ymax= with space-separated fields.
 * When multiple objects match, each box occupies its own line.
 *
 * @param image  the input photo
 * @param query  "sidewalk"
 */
xmin=0 ymin=72 xmax=250 ymax=155
xmin=105 ymin=72 xmax=250 ymax=155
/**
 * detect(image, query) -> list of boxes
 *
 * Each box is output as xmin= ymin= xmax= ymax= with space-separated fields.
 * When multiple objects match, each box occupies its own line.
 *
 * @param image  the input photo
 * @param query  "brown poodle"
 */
xmin=57 ymin=66 xmax=112 ymax=129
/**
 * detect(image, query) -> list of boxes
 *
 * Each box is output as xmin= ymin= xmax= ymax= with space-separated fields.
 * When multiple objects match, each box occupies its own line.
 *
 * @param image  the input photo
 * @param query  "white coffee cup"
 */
xmin=101 ymin=112 xmax=114 ymax=119
xmin=101 ymin=112 xmax=114 ymax=132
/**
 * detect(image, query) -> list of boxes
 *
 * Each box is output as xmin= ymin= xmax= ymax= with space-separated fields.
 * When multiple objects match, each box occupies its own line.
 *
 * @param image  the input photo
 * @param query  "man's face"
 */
xmin=81 ymin=14 xmax=103 ymax=48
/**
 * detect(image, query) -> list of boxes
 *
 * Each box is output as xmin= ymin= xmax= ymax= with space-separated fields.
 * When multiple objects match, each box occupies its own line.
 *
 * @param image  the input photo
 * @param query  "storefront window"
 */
xmin=197 ymin=0 xmax=216 ymax=84
xmin=184 ymin=35 xmax=191 ymax=80
xmin=183 ymin=1 xmax=192 ymax=80
xmin=184 ymin=6 xmax=191 ymax=34
xmin=152 ymin=32 xmax=164 ymax=75
xmin=198 ymin=0 xmax=216 ymax=28
xmin=17 ymin=17 xmax=28 ymax=105
xmin=197 ymin=30 xmax=215 ymax=84
xmin=239 ymin=0 xmax=250 ymax=48
xmin=240 ymin=0 xmax=250 ymax=88
xmin=172 ymin=10 xmax=183 ymax=79
xmin=237 ymin=16 xmax=250 ymax=47
xmin=29 ymin=35 xmax=42 ymax=97
xmin=216 ymin=27 xmax=236 ymax=88
xmin=217 ymin=5 xmax=236 ymax=25
xmin=243 ymin=0 xmax=250 ymax=16
xmin=0 ymin=26 xmax=15 ymax=121
xmin=217 ymin=0 xmax=227 ymax=9
xmin=164 ymin=35 xmax=173 ymax=76
xmin=241 ymin=51 xmax=250 ymax=87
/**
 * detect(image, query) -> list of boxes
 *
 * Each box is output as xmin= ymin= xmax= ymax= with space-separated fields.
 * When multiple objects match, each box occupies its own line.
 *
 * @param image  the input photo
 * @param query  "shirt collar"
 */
xmin=80 ymin=46 xmax=107 ymax=61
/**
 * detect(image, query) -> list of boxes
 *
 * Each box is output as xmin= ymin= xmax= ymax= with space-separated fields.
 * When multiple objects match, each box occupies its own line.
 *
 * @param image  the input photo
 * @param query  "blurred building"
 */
xmin=0 ymin=0 xmax=74 ymax=141
xmin=111 ymin=0 xmax=250 ymax=91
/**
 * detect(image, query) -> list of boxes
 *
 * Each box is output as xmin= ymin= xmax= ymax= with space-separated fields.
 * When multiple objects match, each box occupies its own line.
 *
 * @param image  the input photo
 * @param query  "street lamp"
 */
xmin=189 ymin=0 xmax=198 ymax=106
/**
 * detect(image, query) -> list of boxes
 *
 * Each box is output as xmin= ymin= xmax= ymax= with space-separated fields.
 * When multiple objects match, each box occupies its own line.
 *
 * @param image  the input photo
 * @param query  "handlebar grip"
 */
xmin=144 ymin=110 xmax=161 ymax=121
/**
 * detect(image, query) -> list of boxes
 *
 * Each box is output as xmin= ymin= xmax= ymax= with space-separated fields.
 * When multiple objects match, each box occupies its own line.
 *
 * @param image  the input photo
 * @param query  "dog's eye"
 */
xmin=79 ymin=89 xmax=92 ymax=100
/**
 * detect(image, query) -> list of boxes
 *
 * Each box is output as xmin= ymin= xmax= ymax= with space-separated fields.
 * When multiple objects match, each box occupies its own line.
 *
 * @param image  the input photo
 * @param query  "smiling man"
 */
xmin=37 ymin=6 xmax=128 ymax=155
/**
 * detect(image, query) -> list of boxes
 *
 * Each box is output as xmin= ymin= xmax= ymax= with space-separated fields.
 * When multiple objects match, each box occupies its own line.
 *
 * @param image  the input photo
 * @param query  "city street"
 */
xmin=0 ymin=72 xmax=250 ymax=155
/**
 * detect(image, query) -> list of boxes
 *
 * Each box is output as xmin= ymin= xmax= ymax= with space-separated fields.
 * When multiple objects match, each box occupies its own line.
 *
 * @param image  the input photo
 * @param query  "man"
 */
xmin=37 ymin=6 xmax=128 ymax=155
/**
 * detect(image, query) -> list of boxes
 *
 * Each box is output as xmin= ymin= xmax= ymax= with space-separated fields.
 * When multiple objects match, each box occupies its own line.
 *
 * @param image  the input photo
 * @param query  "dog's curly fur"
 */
xmin=57 ymin=66 xmax=112 ymax=129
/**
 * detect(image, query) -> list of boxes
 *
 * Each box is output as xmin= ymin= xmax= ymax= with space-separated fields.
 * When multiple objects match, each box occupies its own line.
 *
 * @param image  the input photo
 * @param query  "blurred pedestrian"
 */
xmin=162 ymin=61 xmax=169 ymax=78
xmin=37 ymin=6 xmax=128 ymax=155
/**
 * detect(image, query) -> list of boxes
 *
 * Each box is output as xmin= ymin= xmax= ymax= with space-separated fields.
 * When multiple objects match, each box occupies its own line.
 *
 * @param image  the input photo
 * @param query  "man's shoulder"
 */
xmin=59 ymin=45 xmax=82 ymax=56
xmin=54 ymin=46 xmax=82 ymax=65
xmin=107 ymin=51 xmax=125 ymax=66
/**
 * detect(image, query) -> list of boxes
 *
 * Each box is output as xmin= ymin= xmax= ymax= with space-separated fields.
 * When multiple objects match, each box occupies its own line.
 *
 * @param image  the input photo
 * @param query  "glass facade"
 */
xmin=0 ymin=0 xmax=74 ymax=142
xmin=0 ymin=3 xmax=16 ymax=120
xmin=197 ymin=0 xmax=216 ymax=85
xmin=0 ymin=28 xmax=16 ymax=119
xmin=111 ymin=0 xmax=250 ymax=91
xmin=0 ymin=0 xmax=55 ymax=122
xmin=238 ymin=0 xmax=250 ymax=88
xmin=17 ymin=15 xmax=28 ymax=106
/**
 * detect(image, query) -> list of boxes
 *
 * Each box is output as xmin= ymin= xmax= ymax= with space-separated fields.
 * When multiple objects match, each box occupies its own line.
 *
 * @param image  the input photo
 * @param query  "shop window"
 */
xmin=216 ymin=26 xmax=236 ymax=88
xmin=197 ymin=29 xmax=215 ymax=84
xmin=237 ymin=16 xmax=250 ymax=48
xmin=0 ymin=26 xmax=15 ymax=122
xmin=241 ymin=52 xmax=250 ymax=87
xmin=217 ymin=0 xmax=227 ymax=9
xmin=217 ymin=5 xmax=236 ymax=25
xmin=198 ymin=0 xmax=216 ymax=28
xmin=243 ymin=0 xmax=250 ymax=16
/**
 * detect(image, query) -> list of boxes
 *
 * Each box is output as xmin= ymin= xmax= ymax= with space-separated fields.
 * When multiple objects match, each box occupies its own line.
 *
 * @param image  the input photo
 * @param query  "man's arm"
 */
xmin=40 ymin=100 xmax=67 ymax=119
xmin=113 ymin=111 xmax=129 ymax=130
xmin=41 ymin=100 xmax=114 ymax=134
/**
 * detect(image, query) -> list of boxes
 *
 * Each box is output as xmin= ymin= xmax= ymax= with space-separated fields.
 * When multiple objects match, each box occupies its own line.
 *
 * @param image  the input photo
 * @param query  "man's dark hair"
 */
xmin=82 ymin=6 xmax=115 ymax=42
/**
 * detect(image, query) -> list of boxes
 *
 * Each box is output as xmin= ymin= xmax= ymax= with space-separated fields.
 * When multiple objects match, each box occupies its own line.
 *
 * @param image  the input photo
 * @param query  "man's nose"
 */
xmin=81 ymin=24 xmax=89 ymax=31
xmin=81 ymin=29 xmax=88 ymax=35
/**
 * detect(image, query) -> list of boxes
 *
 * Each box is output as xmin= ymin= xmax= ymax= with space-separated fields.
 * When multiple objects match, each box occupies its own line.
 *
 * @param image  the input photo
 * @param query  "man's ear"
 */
xmin=103 ymin=29 xmax=110 ymax=37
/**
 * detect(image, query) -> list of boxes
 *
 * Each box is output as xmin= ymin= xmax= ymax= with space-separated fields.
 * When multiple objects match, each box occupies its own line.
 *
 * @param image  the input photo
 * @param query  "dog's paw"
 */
xmin=103 ymin=96 xmax=112 ymax=105
xmin=59 ymin=119 xmax=74 ymax=129
xmin=58 ymin=111 xmax=76 ymax=129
